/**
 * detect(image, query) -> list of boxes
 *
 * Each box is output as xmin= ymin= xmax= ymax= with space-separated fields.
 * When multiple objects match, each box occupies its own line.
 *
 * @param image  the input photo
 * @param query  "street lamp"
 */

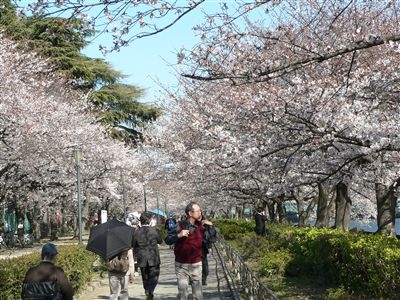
xmin=74 ymin=149 xmax=83 ymax=244
xmin=120 ymin=170 xmax=127 ymax=221
xmin=156 ymin=191 xmax=160 ymax=225
xmin=143 ymin=184 xmax=147 ymax=212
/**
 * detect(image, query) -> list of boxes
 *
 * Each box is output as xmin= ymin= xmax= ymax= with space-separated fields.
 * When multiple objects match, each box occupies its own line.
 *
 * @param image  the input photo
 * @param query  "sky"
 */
xmin=81 ymin=4 xmax=213 ymax=104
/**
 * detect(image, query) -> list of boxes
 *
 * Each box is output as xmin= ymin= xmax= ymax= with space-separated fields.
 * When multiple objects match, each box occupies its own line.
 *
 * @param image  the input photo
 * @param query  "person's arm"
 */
xmin=164 ymin=223 xmax=190 ymax=245
xmin=131 ymin=230 xmax=138 ymax=249
xmin=127 ymin=249 xmax=135 ymax=283
xmin=56 ymin=268 xmax=74 ymax=300
xmin=156 ymin=229 xmax=163 ymax=245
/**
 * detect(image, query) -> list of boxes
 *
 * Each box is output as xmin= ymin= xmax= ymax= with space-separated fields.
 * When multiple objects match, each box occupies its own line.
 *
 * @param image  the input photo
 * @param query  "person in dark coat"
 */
xmin=254 ymin=207 xmax=268 ymax=236
xmin=21 ymin=243 xmax=74 ymax=300
xmin=132 ymin=212 xmax=163 ymax=300
xmin=201 ymin=212 xmax=217 ymax=286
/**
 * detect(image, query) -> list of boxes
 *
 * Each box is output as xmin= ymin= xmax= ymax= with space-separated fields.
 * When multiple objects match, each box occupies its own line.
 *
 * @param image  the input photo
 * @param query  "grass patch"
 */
xmin=264 ymin=275 xmax=330 ymax=299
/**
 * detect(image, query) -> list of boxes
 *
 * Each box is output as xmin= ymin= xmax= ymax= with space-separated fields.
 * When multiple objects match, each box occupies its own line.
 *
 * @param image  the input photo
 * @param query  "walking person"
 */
xmin=132 ymin=212 xmax=163 ymax=300
xmin=129 ymin=217 xmax=141 ymax=277
xmin=165 ymin=213 xmax=177 ymax=232
xmin=200 ymin=212 xmax=217 ymax=286
xmin=107 ymin=249 xmax=131 ymax=300
xmin=165 ymin=201 xmax=214 ymax=300
xmin=21 ymin=243 xmax=74 ymax=300
xmin=254 ymin=206 xmax=268 ymax=236
xmin=165 ymin=213 xmax=177 ymax=249
xmin=126 ymin=248 xmax=135 ymax=285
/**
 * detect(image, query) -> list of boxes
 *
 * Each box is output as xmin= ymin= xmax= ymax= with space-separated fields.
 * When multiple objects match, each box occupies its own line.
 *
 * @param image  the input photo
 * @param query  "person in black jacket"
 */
xmin=21 ymin=243 xmax=74 ymax=300
xmin=132 ymin=212 xmax=163 ymax=300
xmin=254 ymin=207 xmax=268 ymax=236
xmin=200 ymin=212 xmax=217 ymax=286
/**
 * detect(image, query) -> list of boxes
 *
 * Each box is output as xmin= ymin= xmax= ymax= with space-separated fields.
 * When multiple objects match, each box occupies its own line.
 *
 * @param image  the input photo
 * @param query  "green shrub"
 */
xmin=213 ymin=218 xmax=254 ymax=240
xmin=0 ymin=244 xmax=97 ymax=299
xmin=259 ymin=248 xmax=293 ymax=277
xmin=216 ymin=218 xmax=400 ymax=298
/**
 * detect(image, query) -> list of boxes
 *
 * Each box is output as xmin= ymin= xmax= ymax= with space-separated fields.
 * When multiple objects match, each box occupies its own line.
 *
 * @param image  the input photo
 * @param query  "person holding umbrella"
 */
xmin=107 ymin=249 xmax=131 ymax=300
xmin=85 ymin=218 xmax=135 ymax=300
xmin=132 ymin=212 xmax=163 ymax=300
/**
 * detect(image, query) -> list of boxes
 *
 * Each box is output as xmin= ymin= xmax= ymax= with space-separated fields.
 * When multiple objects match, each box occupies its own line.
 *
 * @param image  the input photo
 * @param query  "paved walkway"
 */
xmin=76 ymin=244 xmax=235 ymax=300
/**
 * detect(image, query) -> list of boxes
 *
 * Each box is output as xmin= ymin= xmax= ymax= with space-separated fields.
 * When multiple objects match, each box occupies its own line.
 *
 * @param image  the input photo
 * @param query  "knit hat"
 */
xmin=42 ymin=243 xmax=58 ymax=257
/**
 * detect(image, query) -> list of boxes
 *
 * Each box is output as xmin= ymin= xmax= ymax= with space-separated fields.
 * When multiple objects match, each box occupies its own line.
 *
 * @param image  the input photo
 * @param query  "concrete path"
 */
xmin=76 ymin=244 xmax=234 ymax=300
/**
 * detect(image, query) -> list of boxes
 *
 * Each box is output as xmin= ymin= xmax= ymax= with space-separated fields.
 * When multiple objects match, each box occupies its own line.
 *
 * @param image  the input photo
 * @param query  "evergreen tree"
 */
xmin=0 ymin=1 xmax=160 ymax=145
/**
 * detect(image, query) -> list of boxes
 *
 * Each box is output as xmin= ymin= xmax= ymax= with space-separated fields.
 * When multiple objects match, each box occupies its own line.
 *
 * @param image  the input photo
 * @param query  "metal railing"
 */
xmin=215 ymin=239 xmax=279 ymax=300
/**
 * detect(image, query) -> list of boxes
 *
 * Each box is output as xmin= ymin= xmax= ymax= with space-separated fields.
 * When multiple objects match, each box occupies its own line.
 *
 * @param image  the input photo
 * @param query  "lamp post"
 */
xmin=143 ymin=184 xmax=147 ymax=212
xmin=156 ymin=191 xmax=160 ymax=225
xmin=120 ymin=170 xmax=127 ymax=221
xmin=74 ymin=149 xmax=83 ymax=244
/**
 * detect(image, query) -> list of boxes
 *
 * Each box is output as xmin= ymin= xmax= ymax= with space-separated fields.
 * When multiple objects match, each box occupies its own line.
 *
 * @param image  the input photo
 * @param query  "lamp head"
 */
xmin=74 ymin=149 xmax=82 ymax=163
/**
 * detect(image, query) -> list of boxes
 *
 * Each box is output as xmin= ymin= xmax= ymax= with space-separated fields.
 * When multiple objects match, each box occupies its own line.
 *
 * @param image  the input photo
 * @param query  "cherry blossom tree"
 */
xmin=14 ymin=1 xmax=279 ymax=52
xmin=0 ymin=34 xmax=142 ymax=239
xmin=148 ymin=0 xmax=400 ymax=233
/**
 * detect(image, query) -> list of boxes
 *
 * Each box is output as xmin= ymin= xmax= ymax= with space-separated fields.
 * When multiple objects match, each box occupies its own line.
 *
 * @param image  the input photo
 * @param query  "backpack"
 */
xmin=21 ymin=280 xmax=62 ymax=300
xmin=107 ymin=250 xmax=129 ymax=274
xmin=166 ymin=218 xmax=176 ymax=231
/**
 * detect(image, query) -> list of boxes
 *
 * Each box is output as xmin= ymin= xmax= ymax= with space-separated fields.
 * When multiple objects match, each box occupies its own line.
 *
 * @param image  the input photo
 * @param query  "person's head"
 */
xmin=131 ymin=218 xmax=139 ymax=227
xmin=185 ymin=201 xmax=202 ymax=222
xmin=140 ymin=212 xmax=152 ymax=225
xmin=257 ymin=207 xmax=264 ymax=213
xmin=41 ymin=243 xmax=58 ymax=261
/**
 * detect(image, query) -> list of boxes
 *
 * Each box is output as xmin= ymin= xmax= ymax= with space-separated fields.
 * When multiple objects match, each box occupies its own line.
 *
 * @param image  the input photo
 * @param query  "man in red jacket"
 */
xmin=165 ymin=201 xmax=213 ymax=300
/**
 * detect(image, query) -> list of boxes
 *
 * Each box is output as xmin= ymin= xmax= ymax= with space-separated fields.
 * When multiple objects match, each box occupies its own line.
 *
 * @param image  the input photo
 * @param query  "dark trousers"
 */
xmin=140 ymin=264 xmax=160 ymax=295
xmin=202 ymin=255 xmax=209 ymax=284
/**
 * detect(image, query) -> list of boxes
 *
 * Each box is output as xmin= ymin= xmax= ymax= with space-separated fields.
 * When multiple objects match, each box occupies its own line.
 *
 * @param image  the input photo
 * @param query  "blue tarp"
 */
xmin=147 ymin=208 xmax=166 ymax=217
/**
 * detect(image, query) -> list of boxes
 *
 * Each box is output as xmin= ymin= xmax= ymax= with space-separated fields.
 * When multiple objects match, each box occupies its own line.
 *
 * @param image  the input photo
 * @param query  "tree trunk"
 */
xmin=300 ymin=196 xmax=318 ymax=227
xmin=335 ymin=181 xmax=351 ymax=230
xmin=277 ymin=202 xmax=286 ymax=224
xmin=26 ymin=209 xmax=39 ymax=242
xmin=315 ymin=182 xmax=330 ymax=228
xmin=266 ymin=200 xmax=276 ymax=222
xmin=292 ymin=189 xmax=318 ymax=227
xmin=277 ymin=194 xmax=286 ymax=223
xmin=376 ymin=182 xmax=397 ymax=236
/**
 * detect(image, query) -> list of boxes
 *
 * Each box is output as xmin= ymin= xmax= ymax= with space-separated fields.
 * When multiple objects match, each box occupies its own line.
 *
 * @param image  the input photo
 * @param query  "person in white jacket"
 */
xmin=125 ymin=220 xmax=136 ymax=285
xmin=126 ymin=249 xmax=135 ymax=284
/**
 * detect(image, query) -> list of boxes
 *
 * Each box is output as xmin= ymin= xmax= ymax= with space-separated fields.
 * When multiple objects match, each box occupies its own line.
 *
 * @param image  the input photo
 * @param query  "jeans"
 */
xmin=175 ymin=261 xmax=203 ymax=300
xmin=108 ymin=273 xmax=128 ymax=300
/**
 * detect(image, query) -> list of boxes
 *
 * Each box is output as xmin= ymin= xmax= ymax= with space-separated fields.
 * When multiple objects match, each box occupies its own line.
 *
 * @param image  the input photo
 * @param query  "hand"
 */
xmin=202 ymin=220 xmax=213 ymax=226
xmin=179 ymin=229 xmax=190 ymax=238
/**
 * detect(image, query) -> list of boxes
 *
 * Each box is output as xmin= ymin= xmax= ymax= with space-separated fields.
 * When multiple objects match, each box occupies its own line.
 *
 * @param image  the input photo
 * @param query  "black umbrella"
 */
xmin=86 ymin=218 xmax=133 ymax=260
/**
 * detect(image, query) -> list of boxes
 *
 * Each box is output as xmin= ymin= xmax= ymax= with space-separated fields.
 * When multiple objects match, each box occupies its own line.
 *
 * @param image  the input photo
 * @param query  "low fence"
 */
xmin=215 ymin=239 xmax=279 ymax=300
